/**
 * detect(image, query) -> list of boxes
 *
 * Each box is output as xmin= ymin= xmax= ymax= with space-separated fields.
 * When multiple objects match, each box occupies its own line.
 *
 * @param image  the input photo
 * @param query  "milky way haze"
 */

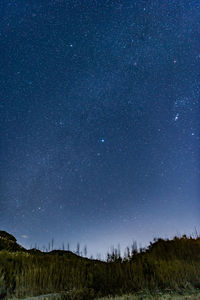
xmin=1 ymin=0 xmax=199 ymax=256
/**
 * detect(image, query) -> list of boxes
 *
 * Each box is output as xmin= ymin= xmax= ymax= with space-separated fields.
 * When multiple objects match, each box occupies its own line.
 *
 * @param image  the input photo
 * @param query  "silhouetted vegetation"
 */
xmin=0 ymin=231 xmax=200 ymax=299
xmin=0 ymin=231 xmax=16 ymax=243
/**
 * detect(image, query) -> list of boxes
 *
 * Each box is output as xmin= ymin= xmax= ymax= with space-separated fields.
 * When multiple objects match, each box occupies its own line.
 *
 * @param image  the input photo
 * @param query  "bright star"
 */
xmin=175 ymin=113 xmax=179 ymax=121
xmin=101 ymin=138 xmax=105 ymax=143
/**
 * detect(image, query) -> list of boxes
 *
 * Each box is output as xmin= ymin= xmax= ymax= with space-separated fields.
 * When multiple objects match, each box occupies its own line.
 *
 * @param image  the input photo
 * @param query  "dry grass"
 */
xmin=97 ymin=293 xmax=200 ymax=300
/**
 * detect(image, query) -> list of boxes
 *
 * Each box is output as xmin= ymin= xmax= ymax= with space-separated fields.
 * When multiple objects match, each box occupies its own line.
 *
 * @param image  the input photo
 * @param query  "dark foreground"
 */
xmin=8 ymin=291 xmax=200 ymax=300
xmin=97 ymin=292 xmax=200 ymax=299
xmin=1 ymin=231 xmax=200 ymax=299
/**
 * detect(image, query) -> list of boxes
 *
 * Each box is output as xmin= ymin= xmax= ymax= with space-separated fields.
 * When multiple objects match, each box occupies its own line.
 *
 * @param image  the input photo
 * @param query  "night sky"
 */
xmin=1 ymin=0 xmax=199 ymax=257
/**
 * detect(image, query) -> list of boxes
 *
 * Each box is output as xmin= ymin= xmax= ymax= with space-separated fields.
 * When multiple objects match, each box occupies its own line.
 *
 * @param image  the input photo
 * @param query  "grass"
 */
xmin=8 ymin=291 xmax=200 ymax=300
xmin=96 ymin=292 xmax=200 ymax=299
xmin=1 ymin=233 xmax=200 ymax=299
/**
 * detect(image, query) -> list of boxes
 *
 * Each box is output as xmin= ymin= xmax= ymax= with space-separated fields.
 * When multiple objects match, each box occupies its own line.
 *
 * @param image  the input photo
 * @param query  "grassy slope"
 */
xmin=0 ymin=233 xmax=200 ymax=299
xmin=97 ymin=294 xmax=200 ymax=300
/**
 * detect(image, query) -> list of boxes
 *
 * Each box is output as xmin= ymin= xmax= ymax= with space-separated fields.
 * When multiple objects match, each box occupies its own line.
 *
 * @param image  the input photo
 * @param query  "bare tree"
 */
xmin=84 ymin=245 xmax=87 ymax=257
xmin=67 ymin=242 xmax=70 ymax=251
xmin=51 ymin=238 xmax=54 ymax=250
xmin=131 ymin=240 xmax=138 ymax=256
xmin=62 ymin=242 xmax=65 ymax=250
xmin=76 ymin=242 xmax=80 ymax=255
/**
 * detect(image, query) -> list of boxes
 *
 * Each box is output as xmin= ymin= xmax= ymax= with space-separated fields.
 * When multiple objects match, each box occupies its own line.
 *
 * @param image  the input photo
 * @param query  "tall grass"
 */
xmin=97 ymin=294 xmax=200 ymax=300
xmin=0 ymin=235 xmax=200 ymax=299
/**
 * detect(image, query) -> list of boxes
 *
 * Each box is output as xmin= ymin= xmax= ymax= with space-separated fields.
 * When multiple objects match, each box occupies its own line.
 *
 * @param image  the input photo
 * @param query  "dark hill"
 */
xmin=146 ymin=236 xmax=200 ymax=261
xmin=0 ymin=231 xmax=26 ymax=252
xmin=0 ymin=231 xmax=81 ymax=259
xmin=0 ymin=230 xmax=16 ymax=242
xmin=47 ymin=249 xmax=80 ymax=258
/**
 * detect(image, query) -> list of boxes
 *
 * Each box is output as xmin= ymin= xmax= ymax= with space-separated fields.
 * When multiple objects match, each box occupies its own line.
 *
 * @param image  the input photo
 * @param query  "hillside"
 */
xmin=0 ymin=231 xmax=200 ymax=299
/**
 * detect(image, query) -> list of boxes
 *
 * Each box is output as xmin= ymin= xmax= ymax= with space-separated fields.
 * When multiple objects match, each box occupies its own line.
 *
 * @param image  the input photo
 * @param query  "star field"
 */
xmin=0 ymin=0 xmax=199 ymax=256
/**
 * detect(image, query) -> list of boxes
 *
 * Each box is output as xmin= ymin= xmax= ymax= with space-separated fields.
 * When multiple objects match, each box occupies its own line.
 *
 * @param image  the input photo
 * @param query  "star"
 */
xmin=100 ymin=138 xmax=105 ymax=143
xmin=174 ymin=113 xmax=179 ymax=121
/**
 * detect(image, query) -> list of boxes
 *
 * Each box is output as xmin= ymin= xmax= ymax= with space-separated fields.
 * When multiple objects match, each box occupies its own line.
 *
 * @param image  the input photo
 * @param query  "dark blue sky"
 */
xmin=1 ymin=0 xmax=199 ymax=257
